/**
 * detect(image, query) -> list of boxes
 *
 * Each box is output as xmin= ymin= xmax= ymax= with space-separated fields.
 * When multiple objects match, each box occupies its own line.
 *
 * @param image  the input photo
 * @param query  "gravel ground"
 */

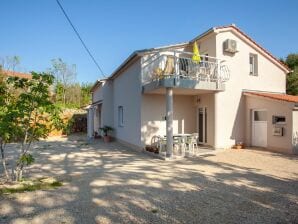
xmin=0 ymin=134 xmax=297 ymax=224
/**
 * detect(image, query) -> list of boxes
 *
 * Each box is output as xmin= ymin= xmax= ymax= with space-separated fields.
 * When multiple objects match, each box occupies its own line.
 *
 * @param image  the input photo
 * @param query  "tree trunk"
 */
xmin=0 ymin=141 xmax=10 ymax=180
xmin=15 ymin=169 xmax=23 ymax=182
xmin=14 ymin=162 xmax=23 ymax=182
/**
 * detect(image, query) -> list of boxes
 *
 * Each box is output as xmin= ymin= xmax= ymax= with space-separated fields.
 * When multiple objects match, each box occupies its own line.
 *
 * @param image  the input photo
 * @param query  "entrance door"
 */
xmin=198 ymin=107 xmax=207 ymax=144
xmin=252 ymin=109 xmax=267 ymax=147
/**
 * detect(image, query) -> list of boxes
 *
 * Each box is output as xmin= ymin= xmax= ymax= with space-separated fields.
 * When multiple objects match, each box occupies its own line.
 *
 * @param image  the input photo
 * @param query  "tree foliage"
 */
xmin=284 ymin=53 xmax=298 ymax=95
xmin=50 ymin=58 xmax=77 ymax=106
xmin=0 ymin=55 xmax=21 ymax=71
xmin=0 ymin=72 xmax=63 ymax=181
xmin=49 ymin=58 xmax=92 ymax=108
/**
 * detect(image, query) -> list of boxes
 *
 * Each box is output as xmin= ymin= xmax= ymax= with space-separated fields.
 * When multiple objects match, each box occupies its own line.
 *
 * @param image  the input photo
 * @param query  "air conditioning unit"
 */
xmin=223 ymin=39 xmax=237 ymax=53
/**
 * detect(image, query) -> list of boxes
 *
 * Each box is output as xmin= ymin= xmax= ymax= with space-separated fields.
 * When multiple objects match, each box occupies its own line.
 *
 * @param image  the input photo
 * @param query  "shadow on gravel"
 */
xmin=0 ymin=134 xmax=297 ymax=223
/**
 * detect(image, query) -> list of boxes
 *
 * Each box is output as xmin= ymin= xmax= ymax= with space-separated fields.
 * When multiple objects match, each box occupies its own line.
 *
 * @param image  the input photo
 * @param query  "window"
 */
xmin=272 ymin=115 xmax=286 ymax=124
xmin=249 ymin=53 xmax=258 ymax=76
xmin=254 ymin=110 xmax=267 ymax=121
xmin=118 ymin=106 xmax=124 ymax=127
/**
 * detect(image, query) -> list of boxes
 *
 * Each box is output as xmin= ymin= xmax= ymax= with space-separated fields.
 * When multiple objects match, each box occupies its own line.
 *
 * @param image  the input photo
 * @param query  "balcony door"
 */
xmin=198 ymin=107 xmax=207 ymax=144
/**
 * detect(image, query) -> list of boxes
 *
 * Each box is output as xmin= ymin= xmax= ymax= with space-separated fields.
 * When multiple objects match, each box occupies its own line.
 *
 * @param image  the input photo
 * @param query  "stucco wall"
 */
xmin=101 ymin=80 xmax=114 ymax=128
xmin=190 ymin=33 xmax=217 ymax=57
xmin=141 ymin=94 xmax=196 ymax=146
xmin=213 ymin=30 xmax=287 ymax=148
xmin=92 ymin=83 xmax=104 ymax=102
xmin=93 ymin=105 xmax=101 ymax=133
xmin=245 ymin=95 xmax=294 ymax=153
xmin=113 ymin=59 xmax=142 ymax=147
xmin=292 ymin=110 xmax=298 ymax=154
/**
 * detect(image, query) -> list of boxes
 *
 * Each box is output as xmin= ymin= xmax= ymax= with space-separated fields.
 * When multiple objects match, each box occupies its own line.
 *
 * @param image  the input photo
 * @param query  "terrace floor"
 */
xmin=0 ymin=134 xmax=297 ymax=224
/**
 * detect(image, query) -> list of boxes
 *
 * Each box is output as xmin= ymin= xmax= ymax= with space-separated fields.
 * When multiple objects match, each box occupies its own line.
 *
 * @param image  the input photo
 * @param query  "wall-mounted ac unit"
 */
xmin=223 ymin=39 xmax=237 ymax=53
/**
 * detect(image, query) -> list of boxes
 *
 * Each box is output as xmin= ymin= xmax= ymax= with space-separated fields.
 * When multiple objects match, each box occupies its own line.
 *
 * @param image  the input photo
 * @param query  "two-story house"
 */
xmin=88 ymin=24 xmax=298 ymax=155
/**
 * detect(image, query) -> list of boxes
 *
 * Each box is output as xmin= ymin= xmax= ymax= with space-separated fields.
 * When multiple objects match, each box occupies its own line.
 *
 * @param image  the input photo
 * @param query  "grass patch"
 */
xmin=0 ymin=178 xmax=63 ymax=195
xmin=51 ymin=181 xmax=63 ymax=187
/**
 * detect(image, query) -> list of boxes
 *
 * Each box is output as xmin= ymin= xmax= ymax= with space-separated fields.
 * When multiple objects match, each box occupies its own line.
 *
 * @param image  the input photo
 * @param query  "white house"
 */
xmin=87 ymin=24 xmax=298 ymax=155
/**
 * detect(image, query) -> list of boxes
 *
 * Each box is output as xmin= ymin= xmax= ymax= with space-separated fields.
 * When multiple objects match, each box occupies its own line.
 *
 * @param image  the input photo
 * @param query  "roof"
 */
xmin=214 ymin=25 xmax=290 ymax=72
xmin=90 ymin=79 xmax=107 ymax=92
xmin=0 ymin=70 xmax=32 ymax=79
xmin=108 ymin=42 xmax=189 ymax=80
xmin=108 ymin=24 xmax=290 ymax=80
xmin=244 ymin=91 xmax=298 ymax=103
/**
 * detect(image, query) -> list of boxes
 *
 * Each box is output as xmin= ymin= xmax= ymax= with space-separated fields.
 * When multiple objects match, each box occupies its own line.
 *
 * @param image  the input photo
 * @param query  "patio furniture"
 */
xmin=153 ymin=55 xmax=175 ymax=80
xmin=151 ymin=135 xmax=166 ymax=154
xmin=190 ymin=133 xmax=199 ymax=154
xmin=158 ymin=136 xmax=167 ymax=155
xmin=174 ymin=135 xmax=188 ymax=156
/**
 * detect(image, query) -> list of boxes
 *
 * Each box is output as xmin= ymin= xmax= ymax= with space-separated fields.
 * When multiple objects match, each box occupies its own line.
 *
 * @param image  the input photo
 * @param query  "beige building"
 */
xmin=88 ymin=24 xmax=298 ymax=155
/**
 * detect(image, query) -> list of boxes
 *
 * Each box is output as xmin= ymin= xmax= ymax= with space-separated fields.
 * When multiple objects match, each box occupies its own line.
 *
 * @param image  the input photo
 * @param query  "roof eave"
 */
xmin=214 ymin=26 xmax=291 ymax=73
xmin=190 ymin=27 xmax=216 ymax=43
xmin=108 ymin=42 xmax=189 ymax=80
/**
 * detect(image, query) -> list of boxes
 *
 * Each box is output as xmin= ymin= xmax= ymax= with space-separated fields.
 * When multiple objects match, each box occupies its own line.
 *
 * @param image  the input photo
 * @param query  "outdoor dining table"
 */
xmin=164 ymin=134 xmax=192 ymax=138
xmin=164 ymin=134 xmax=192 ymax=145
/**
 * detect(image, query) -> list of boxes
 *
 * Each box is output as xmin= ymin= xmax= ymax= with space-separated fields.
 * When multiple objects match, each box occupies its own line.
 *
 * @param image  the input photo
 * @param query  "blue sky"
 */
xmin=0 ymin=0 xmax=297 ymax=83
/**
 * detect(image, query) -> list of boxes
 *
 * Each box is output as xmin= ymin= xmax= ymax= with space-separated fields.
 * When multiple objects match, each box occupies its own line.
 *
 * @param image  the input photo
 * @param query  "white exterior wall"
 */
xmin=101 ymin=80 xmax=114 ymax=128
xmin=141 ymin=94 xmax=196 ymax=146
xmin=292 ymin=110 xmax=298 ymax=154
xmin=245 ymin=96 xmax=294 ymax=154
xmin=190 ymin=34 xmax=217 ymax=57
xmin=214 ymin=30 xmax=287 ymax=148
xmin=92 ymin=84 xmax=104 ymax=102
xmin=89 ymin=81 xmax=114 ymax=136
xmin=113 ymin=59 xmax=142 ymax=147
xmin=90 ymin=83 xmax=104 ymax=135
xmin=89 ymin=28 xmax=290 ymax=151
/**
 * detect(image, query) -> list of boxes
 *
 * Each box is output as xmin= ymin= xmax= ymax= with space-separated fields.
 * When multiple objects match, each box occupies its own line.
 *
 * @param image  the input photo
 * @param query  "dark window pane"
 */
xmin=254 ymin=111 xmax=267 ymax=121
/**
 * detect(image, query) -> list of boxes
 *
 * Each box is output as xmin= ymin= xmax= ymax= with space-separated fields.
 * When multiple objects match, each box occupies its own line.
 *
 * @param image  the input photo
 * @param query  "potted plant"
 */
xmin=99 ymin=126 xmax=114 ymax=143
xmin=94 ymin=131 xmax=101 ymax=139
xmin=234 ymin=142 xmax=244 ymax=149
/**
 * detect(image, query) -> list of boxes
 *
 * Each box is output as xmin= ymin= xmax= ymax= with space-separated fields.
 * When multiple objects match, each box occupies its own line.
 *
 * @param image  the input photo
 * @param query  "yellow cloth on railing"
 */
xmin=192 ymin=41 xmax=201 ymax=63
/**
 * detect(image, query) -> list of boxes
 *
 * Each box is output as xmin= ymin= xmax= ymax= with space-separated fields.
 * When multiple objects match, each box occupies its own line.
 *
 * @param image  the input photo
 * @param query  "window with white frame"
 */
xmin=249 ymin=53 xmax=258 ymax=76
xmin=118 ymin=106 xmax=124 ymax=127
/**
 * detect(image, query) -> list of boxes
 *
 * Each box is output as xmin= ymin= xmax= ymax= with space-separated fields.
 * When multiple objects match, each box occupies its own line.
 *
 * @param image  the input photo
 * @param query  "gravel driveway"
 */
xmin=1 ymin=135 xmax=298 ymax=224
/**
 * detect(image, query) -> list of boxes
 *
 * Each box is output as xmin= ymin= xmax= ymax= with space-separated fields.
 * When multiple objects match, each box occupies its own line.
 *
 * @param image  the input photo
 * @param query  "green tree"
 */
xmin=49 ymin=58 xmax=77 ymax=107
xmin=48 ymin=58 xmax=92 ymax=108
xmin=0 ymin=72 xmax=63 ymax=181
xmin=284 ymin=53 xmax=298 ymax=95
xmin=0 ymin=71 xmax=14 ymax=180
xmin=80 ymin=82 xmax=92 ymax=107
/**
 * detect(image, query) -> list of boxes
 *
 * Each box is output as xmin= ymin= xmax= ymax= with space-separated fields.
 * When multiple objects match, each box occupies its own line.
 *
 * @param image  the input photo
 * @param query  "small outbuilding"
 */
xmin=244 ymin=91 xmax=298 ymax=154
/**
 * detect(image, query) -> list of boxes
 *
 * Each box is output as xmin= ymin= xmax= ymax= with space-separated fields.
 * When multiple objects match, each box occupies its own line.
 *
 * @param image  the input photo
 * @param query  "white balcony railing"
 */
xmin=142 ymin=51 xmax=230 ymax=85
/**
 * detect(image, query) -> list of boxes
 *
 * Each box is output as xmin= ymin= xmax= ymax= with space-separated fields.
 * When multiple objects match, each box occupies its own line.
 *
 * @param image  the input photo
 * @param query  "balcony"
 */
xmin=141 ymin=50 xmax=230 ymax=93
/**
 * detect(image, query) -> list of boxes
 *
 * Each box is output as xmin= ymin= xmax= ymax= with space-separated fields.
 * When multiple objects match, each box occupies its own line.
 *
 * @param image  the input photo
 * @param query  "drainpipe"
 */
xmin=166 ymin=87 xmax=173 ymax=158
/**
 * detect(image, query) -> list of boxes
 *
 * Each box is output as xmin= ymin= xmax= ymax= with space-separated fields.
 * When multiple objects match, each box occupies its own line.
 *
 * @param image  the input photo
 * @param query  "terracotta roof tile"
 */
xmin=244 ymin=91 xmax=298 ymax=103
xmin=0 ymin=70 xmax=32 ymax=79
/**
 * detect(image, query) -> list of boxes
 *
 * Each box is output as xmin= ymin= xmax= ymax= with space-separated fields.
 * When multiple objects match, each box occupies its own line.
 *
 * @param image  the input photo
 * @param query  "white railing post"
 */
xmin=217 ymin=60 xmax=220 ymax=89
xmin=141 ymin=50 xmax=230 ymax=86
xmin=174 ymin=52 xmax=177 ymax=75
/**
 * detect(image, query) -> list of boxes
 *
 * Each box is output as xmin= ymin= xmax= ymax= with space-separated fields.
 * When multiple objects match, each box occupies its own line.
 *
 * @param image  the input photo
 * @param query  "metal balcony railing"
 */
xmin=141 ymin=51 xmax=230 ymax=85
